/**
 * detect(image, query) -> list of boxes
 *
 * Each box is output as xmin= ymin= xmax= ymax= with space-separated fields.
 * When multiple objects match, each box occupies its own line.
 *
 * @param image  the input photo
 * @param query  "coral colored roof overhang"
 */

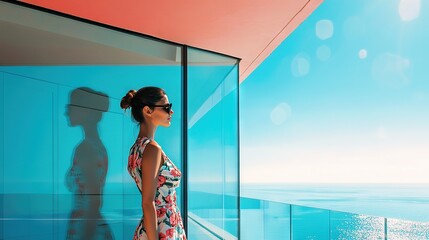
xmin=21 ymin=0 xmax=323 ymax=83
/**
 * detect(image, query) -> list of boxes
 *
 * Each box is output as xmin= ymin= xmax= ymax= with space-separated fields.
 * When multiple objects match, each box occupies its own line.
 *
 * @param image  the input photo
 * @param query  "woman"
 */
xmin=121 ymin=87 xmax=186 ymax=240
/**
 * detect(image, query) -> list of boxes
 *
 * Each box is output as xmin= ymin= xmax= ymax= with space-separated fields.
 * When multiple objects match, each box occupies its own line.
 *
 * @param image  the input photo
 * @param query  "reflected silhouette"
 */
xmin=65 ymin=87 xmax=114 ymax=240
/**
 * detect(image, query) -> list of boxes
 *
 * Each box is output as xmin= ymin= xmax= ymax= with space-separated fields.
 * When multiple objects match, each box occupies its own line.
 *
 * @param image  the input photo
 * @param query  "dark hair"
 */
xmin=120 ymin=86 xmax=166 ymax=123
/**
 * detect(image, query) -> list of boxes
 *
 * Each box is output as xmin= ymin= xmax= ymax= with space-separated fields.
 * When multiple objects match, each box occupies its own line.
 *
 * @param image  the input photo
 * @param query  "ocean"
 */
xmin=241 ymin=183 xmax=429 ymax=222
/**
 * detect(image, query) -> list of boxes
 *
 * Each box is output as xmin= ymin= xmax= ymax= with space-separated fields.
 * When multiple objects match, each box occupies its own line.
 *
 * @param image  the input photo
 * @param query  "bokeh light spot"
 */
xmin=270 ymin=102 xmax=292 ymax=125
xmin=399 ymin=0 xmax=420 ymax=21
xmin=316 ymin=20 xmax=334 ymax=40
xmin=291 ymin=54 xmax=310 ymax=77
xmin=359 ymin=49 xmax=367 ymax=59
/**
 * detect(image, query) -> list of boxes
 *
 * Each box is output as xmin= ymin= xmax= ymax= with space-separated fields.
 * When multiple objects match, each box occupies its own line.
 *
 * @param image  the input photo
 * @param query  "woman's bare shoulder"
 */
xmin=144 ymin=140 xmax=162 ymax=156
xmin=142 ymin=141 xmax=163 ymax=166
xmin=147 ymin=139 xmax=161 ymax=149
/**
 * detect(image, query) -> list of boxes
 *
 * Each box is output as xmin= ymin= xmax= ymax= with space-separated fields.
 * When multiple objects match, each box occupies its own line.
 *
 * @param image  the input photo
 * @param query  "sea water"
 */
xmin=242 ymin=183 xmax=429 ymax=222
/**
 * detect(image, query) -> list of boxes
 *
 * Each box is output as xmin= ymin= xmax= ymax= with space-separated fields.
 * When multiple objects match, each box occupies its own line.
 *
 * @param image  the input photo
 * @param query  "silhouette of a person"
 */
xmin=65 ymin=87 xmax=114 ymax=240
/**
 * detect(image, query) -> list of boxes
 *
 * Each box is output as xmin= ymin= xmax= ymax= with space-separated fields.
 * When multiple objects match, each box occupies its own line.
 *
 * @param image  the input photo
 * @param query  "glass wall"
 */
xmin=187 ymin=47 xmax=239 ymax=239
xmin=0 ymin=1 xmax=183 ymax=239
xmin=1 ymin=2 xmax=242 ymax=240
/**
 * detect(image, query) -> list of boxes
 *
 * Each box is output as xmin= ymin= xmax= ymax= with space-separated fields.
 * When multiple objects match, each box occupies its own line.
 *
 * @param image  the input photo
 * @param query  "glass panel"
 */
xmin=291 ymin=205 xmax=329 ymax=239
xmin=330 ymin=211 xmax=384 ymax=239
xmin=187 ymin=47 xmax=239 ymax=239
xmin=2 ymin=74 xmax=56 ymax=239
xmin=387 ymin=218 xmax=429 ymax=240
xmin=0 ymin=1 xmax=182 ymax=239
xmin=240 ymin=197 xmax=265 ymax=240
xmin=188 ymin=217 xmax=223 ymax=240
xmin=0 ymin=70 xmax=182 ymax=239
xmin=263 ymin=201 xmax=291 ymax=239
xmin=240 ymin=197 xmax=291 ymax=240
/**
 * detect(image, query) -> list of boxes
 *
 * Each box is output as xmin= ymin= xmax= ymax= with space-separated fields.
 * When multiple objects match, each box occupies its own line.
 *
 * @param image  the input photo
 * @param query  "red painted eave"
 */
xmin=22 ymin=0 xmax=324 ymax=83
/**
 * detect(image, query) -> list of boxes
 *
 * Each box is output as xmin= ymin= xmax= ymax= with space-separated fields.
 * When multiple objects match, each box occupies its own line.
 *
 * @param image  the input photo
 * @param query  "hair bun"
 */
xmin=120 ymin=90 xmax=137 ymax=110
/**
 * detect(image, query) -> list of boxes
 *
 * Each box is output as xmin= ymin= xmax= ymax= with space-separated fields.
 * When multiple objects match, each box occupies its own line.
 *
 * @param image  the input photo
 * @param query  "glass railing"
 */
xmin=240 ymin=197 xmax=429 ymax=240
xmin=2 ymin=194 xmax=429 ymax=239
xmin=188 ymin=212 xmax=237 ymax=240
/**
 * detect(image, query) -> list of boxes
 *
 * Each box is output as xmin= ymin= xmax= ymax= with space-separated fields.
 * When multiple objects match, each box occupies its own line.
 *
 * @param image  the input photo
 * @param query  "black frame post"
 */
xmin=181 ymin=45 xmax=189 ymax=235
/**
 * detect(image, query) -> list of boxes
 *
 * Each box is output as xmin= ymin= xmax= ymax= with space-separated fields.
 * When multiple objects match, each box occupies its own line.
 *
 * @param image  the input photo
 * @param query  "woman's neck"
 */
xmin=138 ymin=122 xmax=157 ymax=140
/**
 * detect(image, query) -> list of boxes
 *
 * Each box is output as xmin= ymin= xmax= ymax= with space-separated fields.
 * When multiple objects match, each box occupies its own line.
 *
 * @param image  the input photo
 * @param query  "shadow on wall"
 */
xmin=64 ymin=87 xmax=114 ymax=240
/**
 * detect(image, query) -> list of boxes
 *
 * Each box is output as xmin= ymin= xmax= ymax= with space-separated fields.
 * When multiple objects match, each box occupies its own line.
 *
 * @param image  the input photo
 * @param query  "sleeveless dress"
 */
xmin=128 ymin=137 xmax=186 ymax=240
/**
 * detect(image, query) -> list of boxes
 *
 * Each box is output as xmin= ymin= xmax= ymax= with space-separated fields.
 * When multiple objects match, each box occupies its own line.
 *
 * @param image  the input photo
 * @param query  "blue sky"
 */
xmin=240 ymin=0 xmax=429 ymax=183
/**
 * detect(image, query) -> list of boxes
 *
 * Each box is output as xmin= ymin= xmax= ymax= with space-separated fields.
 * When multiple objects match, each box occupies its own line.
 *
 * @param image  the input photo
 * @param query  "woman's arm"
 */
xmin=141 ymin=142 xmax=163 ymax=240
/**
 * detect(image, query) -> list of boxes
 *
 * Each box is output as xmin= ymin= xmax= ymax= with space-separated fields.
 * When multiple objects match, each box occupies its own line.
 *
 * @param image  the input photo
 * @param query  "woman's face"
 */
xmin=146 ymin=95 xmax=174 ymax=127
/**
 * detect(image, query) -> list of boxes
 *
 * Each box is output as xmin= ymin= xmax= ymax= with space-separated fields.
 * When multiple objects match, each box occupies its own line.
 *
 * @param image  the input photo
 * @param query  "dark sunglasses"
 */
xmin=148 ymin=103 xmax=173 ymax=113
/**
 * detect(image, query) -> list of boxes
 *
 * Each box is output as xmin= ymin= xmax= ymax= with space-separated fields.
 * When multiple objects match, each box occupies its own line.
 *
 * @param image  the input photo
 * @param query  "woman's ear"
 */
xmin=143 ymin=106 xmax=152 ymax=116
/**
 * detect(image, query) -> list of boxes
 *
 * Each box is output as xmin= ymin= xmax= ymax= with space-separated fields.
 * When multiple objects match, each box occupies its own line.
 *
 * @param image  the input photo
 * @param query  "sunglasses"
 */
xmin=148 ymin=103 xmax=173 ymax=113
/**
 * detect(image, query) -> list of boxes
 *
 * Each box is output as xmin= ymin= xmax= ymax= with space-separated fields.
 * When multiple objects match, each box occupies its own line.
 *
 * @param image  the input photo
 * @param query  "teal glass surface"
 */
xmin=241 ymin=197 xmax=264 ymax=239
xmin=0 ymin=2 xmax=183 ymax=239
xmin=2 ymin=73 xmax=56 ymax=239
xmin=187 ymin=47 xmax=239 ymax=238
xmin=0 ymin=66 xmax=183 ymax=238
xmin=241 ymin=197 xmax=291 ymax=240
xmin=0 ymin=66 xmax=182 ymax=239
xmin=291 ymin=205 xmax=330 ymax=239
xmin=263 ymin=201 xmax=291 ymax=239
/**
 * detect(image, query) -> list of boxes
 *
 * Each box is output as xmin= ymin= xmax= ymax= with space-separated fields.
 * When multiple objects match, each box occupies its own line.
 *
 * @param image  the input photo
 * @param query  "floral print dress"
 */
xmin=128 ymin=137 xmax=186 ymax=240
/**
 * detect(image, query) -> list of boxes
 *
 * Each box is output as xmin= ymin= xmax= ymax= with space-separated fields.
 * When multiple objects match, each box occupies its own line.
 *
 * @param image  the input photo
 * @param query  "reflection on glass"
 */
xmin=65 ymin=87 xmax=113 ymax=239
